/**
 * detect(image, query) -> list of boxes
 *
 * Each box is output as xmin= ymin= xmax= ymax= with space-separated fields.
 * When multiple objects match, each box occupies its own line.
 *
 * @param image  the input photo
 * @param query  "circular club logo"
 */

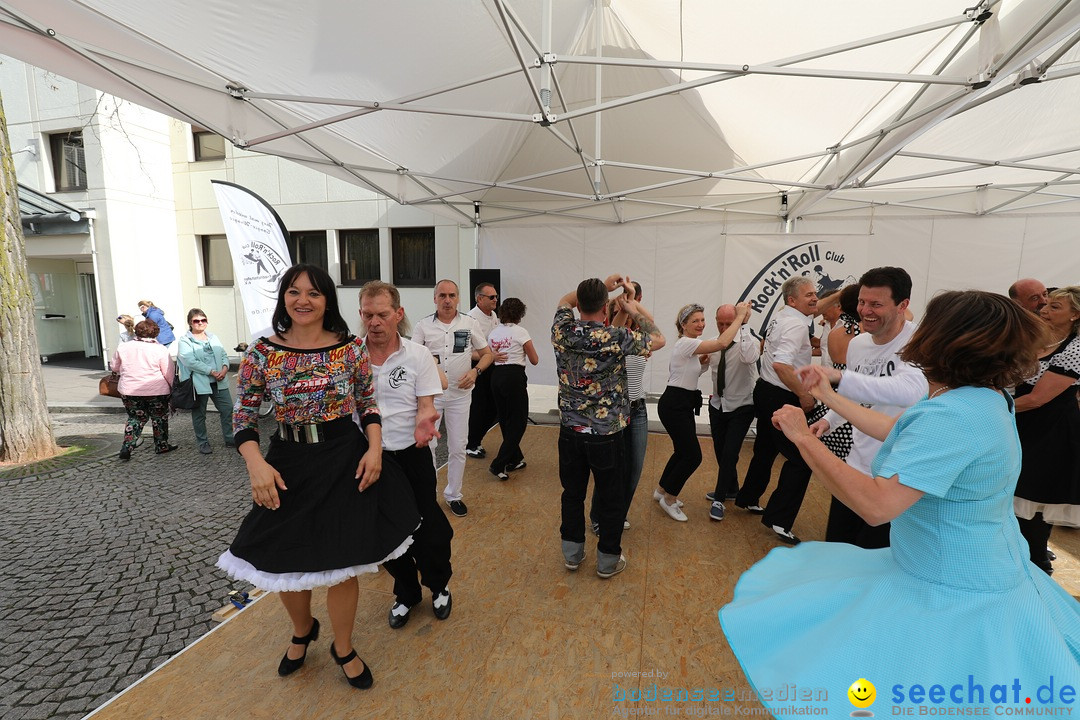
xmin=239 ymin=240 xmax=291 ymax=300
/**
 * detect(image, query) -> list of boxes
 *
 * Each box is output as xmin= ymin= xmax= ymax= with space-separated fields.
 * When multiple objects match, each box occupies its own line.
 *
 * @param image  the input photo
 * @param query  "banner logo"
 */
xmin=238 ymin=239 xmax=290 ymax=300
xmin=738 ymin=241 xmax=856 ymax=337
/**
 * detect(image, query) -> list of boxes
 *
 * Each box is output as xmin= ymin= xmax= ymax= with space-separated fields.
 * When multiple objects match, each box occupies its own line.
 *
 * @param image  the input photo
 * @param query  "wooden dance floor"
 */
xmin=88 ymin=423 xmax=1080 ymax=720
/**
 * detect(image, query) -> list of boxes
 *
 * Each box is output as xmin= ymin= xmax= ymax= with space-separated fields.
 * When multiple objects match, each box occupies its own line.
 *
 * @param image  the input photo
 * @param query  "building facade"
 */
xmin=3 ymin=55 xmax=475 ymax=365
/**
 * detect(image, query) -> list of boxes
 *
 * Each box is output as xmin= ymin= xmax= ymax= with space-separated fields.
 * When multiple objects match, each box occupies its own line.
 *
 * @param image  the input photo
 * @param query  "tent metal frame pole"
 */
xmin=241 ymin=67 xmax=523 ymax=147
xmin=828 ymin=13 xmax=985 ymax=190
xmin=555 ymin=55 xmax=971 ymax=86
xmin=990 ymin=0 xmax=1073 ymax=73
xmin=493 ymin=0 xmax=550 ymax=121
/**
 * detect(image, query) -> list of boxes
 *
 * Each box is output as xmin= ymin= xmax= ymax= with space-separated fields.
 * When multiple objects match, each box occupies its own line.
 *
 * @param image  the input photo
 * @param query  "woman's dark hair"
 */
xmin=186 ymin=307 xmax=207 ymax=325
xmin=271 ymin=264 xmax=349 ymax=339
xmin=498 ymin=298 xmax=527 ymax=324
xmin=134 ymin=320 xmax=160 ymax=339
xmin=839 ymin=284 xmax=860 ymax=319
xmin=901 ymin=290 xmax=1048 ymax=389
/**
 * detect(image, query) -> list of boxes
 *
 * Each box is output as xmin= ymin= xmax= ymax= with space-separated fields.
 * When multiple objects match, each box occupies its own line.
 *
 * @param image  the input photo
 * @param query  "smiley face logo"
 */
xmin=848 ymin=678 xmax=876 ymax=710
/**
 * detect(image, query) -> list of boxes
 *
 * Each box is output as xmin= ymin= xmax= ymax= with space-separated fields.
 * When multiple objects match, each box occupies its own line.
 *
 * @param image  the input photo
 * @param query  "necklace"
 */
xmin=1044 ymin=335 xmax=1067 ymax=349
xmin=929 ymin=385 xmax=950 ymax=399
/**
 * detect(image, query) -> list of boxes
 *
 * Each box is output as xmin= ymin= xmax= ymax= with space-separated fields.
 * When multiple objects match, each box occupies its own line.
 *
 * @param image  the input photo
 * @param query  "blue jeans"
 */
xmin=192 ymin=381 xmax=235 ymax=445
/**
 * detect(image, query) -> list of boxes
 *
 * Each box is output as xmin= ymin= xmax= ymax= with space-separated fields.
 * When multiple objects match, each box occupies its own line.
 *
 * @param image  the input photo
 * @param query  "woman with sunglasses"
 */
xmin=177 ymin=308 xmax=235 ymax=454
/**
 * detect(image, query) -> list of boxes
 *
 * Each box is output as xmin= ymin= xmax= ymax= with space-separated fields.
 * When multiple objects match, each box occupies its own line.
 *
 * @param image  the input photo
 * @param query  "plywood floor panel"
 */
xmin=88 ymin=423 xmax=1080 ymax=720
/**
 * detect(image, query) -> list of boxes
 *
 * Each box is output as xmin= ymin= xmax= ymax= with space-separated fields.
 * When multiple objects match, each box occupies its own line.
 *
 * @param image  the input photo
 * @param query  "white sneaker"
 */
xmin=652 ymin=489 xmax=684 ymax=507
xmin=623 ymin=520 xmax=631 ymax=530
xmin=658 ymin=496 xmax=689 ymax=522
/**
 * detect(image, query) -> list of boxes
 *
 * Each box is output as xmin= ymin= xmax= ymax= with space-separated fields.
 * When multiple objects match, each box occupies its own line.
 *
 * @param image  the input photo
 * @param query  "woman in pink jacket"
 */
xmin=112 ymin=320 xmax=177 ymax=460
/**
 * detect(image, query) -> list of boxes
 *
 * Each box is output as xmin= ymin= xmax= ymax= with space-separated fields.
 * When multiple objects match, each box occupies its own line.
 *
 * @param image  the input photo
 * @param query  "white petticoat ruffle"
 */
xmin=215 ymin=534 xmax=414 ymax=592
xmin=1014 ymin=497 xmax=1080 ymax=528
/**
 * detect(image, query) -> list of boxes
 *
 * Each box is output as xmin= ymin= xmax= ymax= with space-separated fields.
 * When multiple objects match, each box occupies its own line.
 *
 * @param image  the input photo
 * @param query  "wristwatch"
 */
xmin=475 ymin=366 xmax=483 ymax=376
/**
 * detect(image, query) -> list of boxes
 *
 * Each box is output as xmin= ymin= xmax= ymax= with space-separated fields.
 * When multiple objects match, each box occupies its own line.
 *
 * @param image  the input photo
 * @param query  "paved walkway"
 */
xmin=1 ymin=364 xmax=464 ymax=720
xmin=1 ymin=411 xmax=250 ymax=720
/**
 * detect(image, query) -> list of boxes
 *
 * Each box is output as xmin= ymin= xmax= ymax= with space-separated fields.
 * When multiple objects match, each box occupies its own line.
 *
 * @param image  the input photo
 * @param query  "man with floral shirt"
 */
xmin=552 ymin=274 xmax=664 ymax=578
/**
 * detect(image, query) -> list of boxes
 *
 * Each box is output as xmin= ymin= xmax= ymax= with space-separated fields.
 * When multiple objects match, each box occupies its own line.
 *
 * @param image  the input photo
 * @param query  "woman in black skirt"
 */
xmin=1013 ymin=285 xmax=1080 ymax=575
xmin=216 ymin=264 xmax=419 ymax=690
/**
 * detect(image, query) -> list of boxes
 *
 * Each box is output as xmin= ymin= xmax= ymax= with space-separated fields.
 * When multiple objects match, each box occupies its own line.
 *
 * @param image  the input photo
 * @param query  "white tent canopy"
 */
xmin=4 ymin=0 xmax=1080 ymax=227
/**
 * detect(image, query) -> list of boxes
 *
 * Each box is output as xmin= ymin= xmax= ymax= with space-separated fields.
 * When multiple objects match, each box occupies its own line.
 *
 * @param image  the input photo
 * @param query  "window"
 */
xmin=193 ymin=128 xmax=226 ymax=161
xmin=201 ymin=235 xmax=233 ymax=286
xmin=289 ymin=231 xmax=328 ymax=270
xmin=50 ymin=131 xmax=86 ymax=191
xmin=391 ymin=227 xmax=435 ymax=287
xmin=339 ymin=229 xmax=380 ymax=286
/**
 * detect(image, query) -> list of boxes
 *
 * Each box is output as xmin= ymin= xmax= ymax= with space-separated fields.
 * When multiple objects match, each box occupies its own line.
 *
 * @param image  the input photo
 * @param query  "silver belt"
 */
xmin=277 ymin=422 xmax=325 ymax=444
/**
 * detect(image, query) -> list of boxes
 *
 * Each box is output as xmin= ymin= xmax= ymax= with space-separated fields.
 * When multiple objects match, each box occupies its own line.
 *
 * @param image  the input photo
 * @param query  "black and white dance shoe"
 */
xmin=388 ymin=601 xmax=415 ymax=629
xmin=769 ymin=524 xmax=801 ymax=545
xmin=465 ymin=445 xmax=486 ymax=458
xmin=277 ymin=617 xmax=319 ymax=676
xmin=432 ymin=588 xmax=452 ymax=620
xmin=330 ymin=643 xmax=373 ymax=690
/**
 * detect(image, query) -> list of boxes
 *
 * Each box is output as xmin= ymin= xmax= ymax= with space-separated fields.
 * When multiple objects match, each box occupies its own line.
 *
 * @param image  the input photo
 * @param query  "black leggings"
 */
xmin=657 ymin=386 xmax=703 ymax=497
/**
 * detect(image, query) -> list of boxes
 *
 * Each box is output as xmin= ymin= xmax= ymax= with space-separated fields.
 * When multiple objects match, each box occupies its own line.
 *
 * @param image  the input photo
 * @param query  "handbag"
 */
xmin=98 ymin=372 xmax=121 ymax=398
xmin=170 ymin=366 xmax=197 ymax=410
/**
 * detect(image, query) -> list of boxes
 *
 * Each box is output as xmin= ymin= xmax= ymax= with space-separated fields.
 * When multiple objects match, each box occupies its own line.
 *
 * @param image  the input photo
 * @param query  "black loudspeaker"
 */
xmin=468 ymin=269 xmax=501 ymax=309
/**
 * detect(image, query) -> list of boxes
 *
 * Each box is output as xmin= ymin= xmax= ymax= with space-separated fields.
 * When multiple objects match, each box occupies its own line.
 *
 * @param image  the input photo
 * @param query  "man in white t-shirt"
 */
xmin=412 ymin=280 xmax=494 ymax=518
xmin=466 ymin=282 xmax=501 ymax=457
xmin=360 ymin=281 xmax=454 ymax=629
xmin=806 ymin=267 xmax=928 ymax=548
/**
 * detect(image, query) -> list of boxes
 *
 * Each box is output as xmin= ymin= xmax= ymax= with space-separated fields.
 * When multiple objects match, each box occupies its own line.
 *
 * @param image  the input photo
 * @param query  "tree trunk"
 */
xmin=0 ymin=91 xmax=59 ymax=463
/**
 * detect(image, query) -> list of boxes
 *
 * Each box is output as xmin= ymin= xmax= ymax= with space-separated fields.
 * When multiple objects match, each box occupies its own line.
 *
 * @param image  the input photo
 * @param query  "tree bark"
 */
xmin=0 ymin=91 xmax=59 ymax=462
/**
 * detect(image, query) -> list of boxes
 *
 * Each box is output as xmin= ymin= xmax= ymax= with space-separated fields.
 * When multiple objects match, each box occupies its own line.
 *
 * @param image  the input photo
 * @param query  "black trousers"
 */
xmin=382 ymin=445 xmax=454 ymax=605
xmin=657 ymin=386 xmax=704 ymax=497
xmin=1017 ymin=512 xmax=1054 ymax=575
xmin=709 ymin=403 xmax=754 ymax=500
xmin=559 ymin=427 xmax=626 ymax=556
xmin=489 ymin=365 xmax=529 ymax=473
xmin=737 ymin=379 xmax=812 ymax=532
xmin=825 ymin=496 xmax=891 ymax=548
xmin=467 ymin=367 xmax=497 ymax=450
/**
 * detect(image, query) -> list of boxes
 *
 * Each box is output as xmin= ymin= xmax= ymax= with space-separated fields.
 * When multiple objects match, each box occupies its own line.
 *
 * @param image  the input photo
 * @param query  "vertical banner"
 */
xmin=723 ymin=235 xmax=868 ymax=340
xmin=211 ymin=181 xmax=292 ymax=339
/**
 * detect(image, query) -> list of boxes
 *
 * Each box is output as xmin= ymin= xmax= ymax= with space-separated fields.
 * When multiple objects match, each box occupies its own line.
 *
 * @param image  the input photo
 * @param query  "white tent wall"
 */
xmin=480 ymin=213 xmax=1080 ymax=397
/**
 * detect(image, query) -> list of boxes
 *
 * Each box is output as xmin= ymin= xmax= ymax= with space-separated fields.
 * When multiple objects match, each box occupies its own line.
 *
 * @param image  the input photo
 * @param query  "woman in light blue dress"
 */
xmin=720 ymin=291 xmax=1080 ymax=716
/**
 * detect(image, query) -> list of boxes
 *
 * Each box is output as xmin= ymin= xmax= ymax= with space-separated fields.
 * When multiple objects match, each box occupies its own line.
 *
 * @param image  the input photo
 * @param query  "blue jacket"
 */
xmin=143 ymin=306 xmax=175 ymax=345
xmin=177 ymin=331 xmax=230 ymax=395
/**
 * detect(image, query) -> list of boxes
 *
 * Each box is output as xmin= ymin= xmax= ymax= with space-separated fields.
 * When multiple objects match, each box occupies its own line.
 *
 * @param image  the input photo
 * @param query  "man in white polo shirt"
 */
xmin=466 ymin=282 xmax=500 ymax=457
xmin=360 ymin=280 xmax=454 ymax=629
xmin=736 ymin=276 xmax=819 ymax=545
xmin=412 ymin=279 xmax=494 ymax=518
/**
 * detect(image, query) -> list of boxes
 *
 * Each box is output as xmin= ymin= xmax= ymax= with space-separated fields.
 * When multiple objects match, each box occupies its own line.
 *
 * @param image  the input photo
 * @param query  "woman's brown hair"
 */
xmin=134 ymin=320 xmax=161 ymax=339
xmin=901 ymin=290 xmax=1048 ymax=389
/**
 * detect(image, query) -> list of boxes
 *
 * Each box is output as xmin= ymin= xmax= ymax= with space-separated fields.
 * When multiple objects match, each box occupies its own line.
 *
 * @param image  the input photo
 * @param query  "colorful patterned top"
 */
xmin=232 ymin=336 xmax=381 ymax=447
xmin=551 ymin=307 xmax=650 ymax=435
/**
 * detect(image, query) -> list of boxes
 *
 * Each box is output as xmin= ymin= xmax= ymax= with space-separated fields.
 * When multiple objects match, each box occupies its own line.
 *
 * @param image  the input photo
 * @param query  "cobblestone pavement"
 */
xmin=0 ymin=412 xmax=449 ymax=720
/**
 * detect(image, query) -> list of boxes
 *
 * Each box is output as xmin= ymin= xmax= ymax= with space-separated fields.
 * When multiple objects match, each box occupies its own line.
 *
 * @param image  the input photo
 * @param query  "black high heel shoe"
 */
xmin=277 ymin=617 xmax=319 ymax=676
xmin=330 ymin=642 xmax=373 ymax=689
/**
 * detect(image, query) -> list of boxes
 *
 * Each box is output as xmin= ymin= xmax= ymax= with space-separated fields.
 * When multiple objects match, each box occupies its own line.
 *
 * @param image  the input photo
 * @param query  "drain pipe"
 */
xmin=85 ymin=209 xmax=109 ymax=371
